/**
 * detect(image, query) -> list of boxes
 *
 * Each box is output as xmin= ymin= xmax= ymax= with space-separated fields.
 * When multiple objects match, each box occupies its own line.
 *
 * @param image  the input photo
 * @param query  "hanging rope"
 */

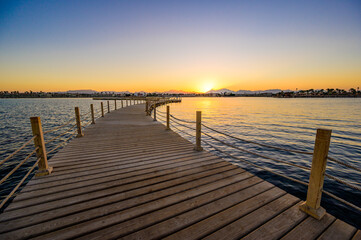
xmin=1 ymin=136 xmax=36 ymax=165
xmin=170 ymin=117 xmax=196 ymax=131
xmin=325 ymin=173 xmax=361 ymax=191
xmin=169 ymin=114 xmax=196 ymax=124
xmin=0 ymin=157 xmax=40 ymax=209
xmin=202 ymin=140 xmax=309 ymax=187
xmin=47 ymin=131 xmax=77 ymax=154
xmin=202 ymin=131 xmax=311 ymax=172
xmin=327 ymin=156 xmax=361 ymax=173
xmin=322 ymin=189 xmax=361 ymax=212
xmin=202 ymin=123 xmax=313 ymax=155
xmin=169 ymin=123 xmax=195 ymax=139
xmin=0 ymin=147 xmax=38 ymax=185
xmin=43 ymin=117 xmax=76 ymax=134
xmin=45 ymin=124 xmax=77 ymax=145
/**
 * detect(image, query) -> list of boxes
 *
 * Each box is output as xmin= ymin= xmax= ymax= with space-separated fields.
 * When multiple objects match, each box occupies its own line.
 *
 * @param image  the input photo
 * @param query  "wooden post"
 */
xmin=75 ymin=107 xmax=84 ymax=138
xmin=107 ymin=101 xmax=110 ymax=113
xmin=121 ymin=100 xmax=124 ymax=108
xmin=114 ymin=100 xmax=117 ymax=110
xmin=166 ymin=105 xmax=170 ymax=130
xmin=300 ymin=129 xmax=332 ymax=220
xmin=194 ymin=111 xmax=203 ymax=151
xmin=145 ymin=101 xmax=149 ymax=115
xmin=30 ymin=117 xmax=53 ymax=176
xmin=101 ymin=102 xmax=104 ymax=117
xmin=90 ymin=104 xmax=95 ymax=124
xmin=153 ymin=104 xmax=157 ymax=121
xmin=126 ymin=100 xmax=128 ymax=107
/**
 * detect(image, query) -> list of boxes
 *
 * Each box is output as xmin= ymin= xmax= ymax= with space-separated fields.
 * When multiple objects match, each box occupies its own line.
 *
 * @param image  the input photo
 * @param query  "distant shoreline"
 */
xmin=1 ymin=95 xmax=360 ymax=99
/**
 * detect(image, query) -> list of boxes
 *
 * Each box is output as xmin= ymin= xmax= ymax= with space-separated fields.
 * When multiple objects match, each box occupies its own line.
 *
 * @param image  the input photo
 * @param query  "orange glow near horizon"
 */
xmin=1 ymin=1 xmax=361 ymax=93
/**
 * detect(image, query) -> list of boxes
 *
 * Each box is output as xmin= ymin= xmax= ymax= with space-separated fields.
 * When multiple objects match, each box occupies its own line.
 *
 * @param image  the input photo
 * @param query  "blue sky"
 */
xmin=0 ymin=0 xmax=360 ymax=92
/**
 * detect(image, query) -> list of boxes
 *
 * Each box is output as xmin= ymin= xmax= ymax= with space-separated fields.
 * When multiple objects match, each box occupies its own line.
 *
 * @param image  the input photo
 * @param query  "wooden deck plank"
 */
xmin=162 ymin=188 xmax=288 ymax=240
xmin=353 ymin=230 xmax=361 ymax=240
xmin=200 ymin=196 xmax=301 ymax=240
xmin=240 ymin=202 xmax=308 ymax=240
xmin=0 ymin=104 xmax=358 ymax=239
xmin=281 ymin=214 xmax=336 ymax=240
xmin=318 ymin=219 xmax=357 ymax=240
xmin=78 ymin=180 xmax=272 ymax=240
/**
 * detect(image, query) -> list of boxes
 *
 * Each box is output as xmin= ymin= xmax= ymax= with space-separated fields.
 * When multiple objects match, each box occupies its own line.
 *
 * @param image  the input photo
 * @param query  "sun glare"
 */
xmin=200 ymin=82 xmax=214 ymax=93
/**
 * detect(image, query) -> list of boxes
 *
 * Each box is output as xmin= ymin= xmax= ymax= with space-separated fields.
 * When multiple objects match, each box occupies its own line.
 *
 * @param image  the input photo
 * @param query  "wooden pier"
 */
xmin=0 ymin=104 xmax=359 ymax=239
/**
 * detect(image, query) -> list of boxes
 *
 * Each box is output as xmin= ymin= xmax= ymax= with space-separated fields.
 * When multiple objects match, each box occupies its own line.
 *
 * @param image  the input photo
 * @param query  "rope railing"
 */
xmin=81 ymin=120 xmax=93 ymax=128
xmin=0 ymin=158 xmax=40 ymax=209
xmin=157 ymin=109 xmax=167 ymax=115
xmin=169 ymin=116 xmax=196 ymax=131
xmin=170 ymin=123 xmax=194 ymax=139
xmin=169 ymin=114 xmax=196 ymax=124
xmin=47 ymin=131 xmax=77 ymax=155
xmin=202 ymin=123 xmax=313 ymax=155
xmin=201 ymin=130 xmax=311 ymax=172
xmin=45 ymin=124 xmax=77 ymax=145
xmin=327 ymin=156 xmax=361 ymax=172
xmin=325 ymin=173 xmax=361 ymax=191
xmin=43 ymin=117 xmax=76 ymax=135
xmin=202 ymin=139 xmax=309 ymax=187
xmin=80 ymin=110 xmax=91 ymax=118
xmin=322 ymin=189 xmax=361 ymax=212
xmin=0 ymin=136 xmax=36 ymax=165
xmin=0 ymin=147 xmax=38 ymax=185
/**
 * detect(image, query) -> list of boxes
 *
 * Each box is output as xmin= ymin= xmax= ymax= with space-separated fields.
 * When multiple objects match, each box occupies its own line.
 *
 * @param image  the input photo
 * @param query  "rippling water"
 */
xmin=0 ymin=97 xmax=360 ymax=228
xmin=156 ymin=97 xmax=361 ymax=228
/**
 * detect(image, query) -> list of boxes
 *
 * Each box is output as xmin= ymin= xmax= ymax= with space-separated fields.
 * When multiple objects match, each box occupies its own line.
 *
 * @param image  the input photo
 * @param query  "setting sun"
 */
xmin=199 ymin=82 xmax=215 ymax=93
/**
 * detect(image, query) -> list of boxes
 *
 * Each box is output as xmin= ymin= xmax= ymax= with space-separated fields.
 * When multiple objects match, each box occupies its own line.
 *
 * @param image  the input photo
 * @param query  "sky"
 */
xmin=0 ymin=0 xmax=360 ymax=93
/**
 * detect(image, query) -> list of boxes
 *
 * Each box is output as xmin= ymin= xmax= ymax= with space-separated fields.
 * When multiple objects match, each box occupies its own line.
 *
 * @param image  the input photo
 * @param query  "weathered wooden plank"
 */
xmin=281 ymin=214 xmax=336 ymax=240
xmin=96 ymin=181 xmax=273 ymax=240
xmin=353 ymin=230 xmax=361 ymax=240
xmin=202 ymin=197 xmax=301 ymax=240
xmin=162 ymin=187 xmax=287 ymax=240
xmin=240 ymin=202 xmax=307 ymax=240
xmin=318 ymin=219 xmax=357 ymax=240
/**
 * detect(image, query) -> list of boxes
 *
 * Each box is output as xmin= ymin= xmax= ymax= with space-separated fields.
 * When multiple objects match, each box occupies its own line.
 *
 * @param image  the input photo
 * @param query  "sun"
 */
xmin=200 ymin=82 xmax=214 ymax=93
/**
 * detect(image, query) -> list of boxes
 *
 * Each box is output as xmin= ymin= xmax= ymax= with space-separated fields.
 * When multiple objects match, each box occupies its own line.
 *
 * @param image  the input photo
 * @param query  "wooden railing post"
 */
xmin=300 ymin=129 xmax=332 ymax=220
xmin=101 ymin=102 xmax=104 ymax=117
xmin=194 ymin=111 xmax=203 ymax=151
xmin=75 ymin=107 xmax=84 ymax=138
xmin=153 ymin=103 xmax=157 ymax=121
xmin=166 ymin=105 xmax=170 ymax=130
xmin=30 ymin=117 xmax=53 ymax=176
xmin=126 ymin=100 xmax=128 ymax=107
xmin=121 ymin=100 xmax=124 ymax=108
xmin=107 ymin=101 xmax=110 ymax=113
xmin=114 ymin=100 xmax=117 ymax=110
xmin=90 ymin=104 xmax=95 ymax=124
xmin=145 ymin=101 xmax=149 ymax=115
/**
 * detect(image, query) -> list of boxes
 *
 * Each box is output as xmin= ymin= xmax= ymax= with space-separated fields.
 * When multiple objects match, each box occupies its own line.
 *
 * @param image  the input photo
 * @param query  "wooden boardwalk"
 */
xmin=0 ymin=104 xmax=359 ymax=239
